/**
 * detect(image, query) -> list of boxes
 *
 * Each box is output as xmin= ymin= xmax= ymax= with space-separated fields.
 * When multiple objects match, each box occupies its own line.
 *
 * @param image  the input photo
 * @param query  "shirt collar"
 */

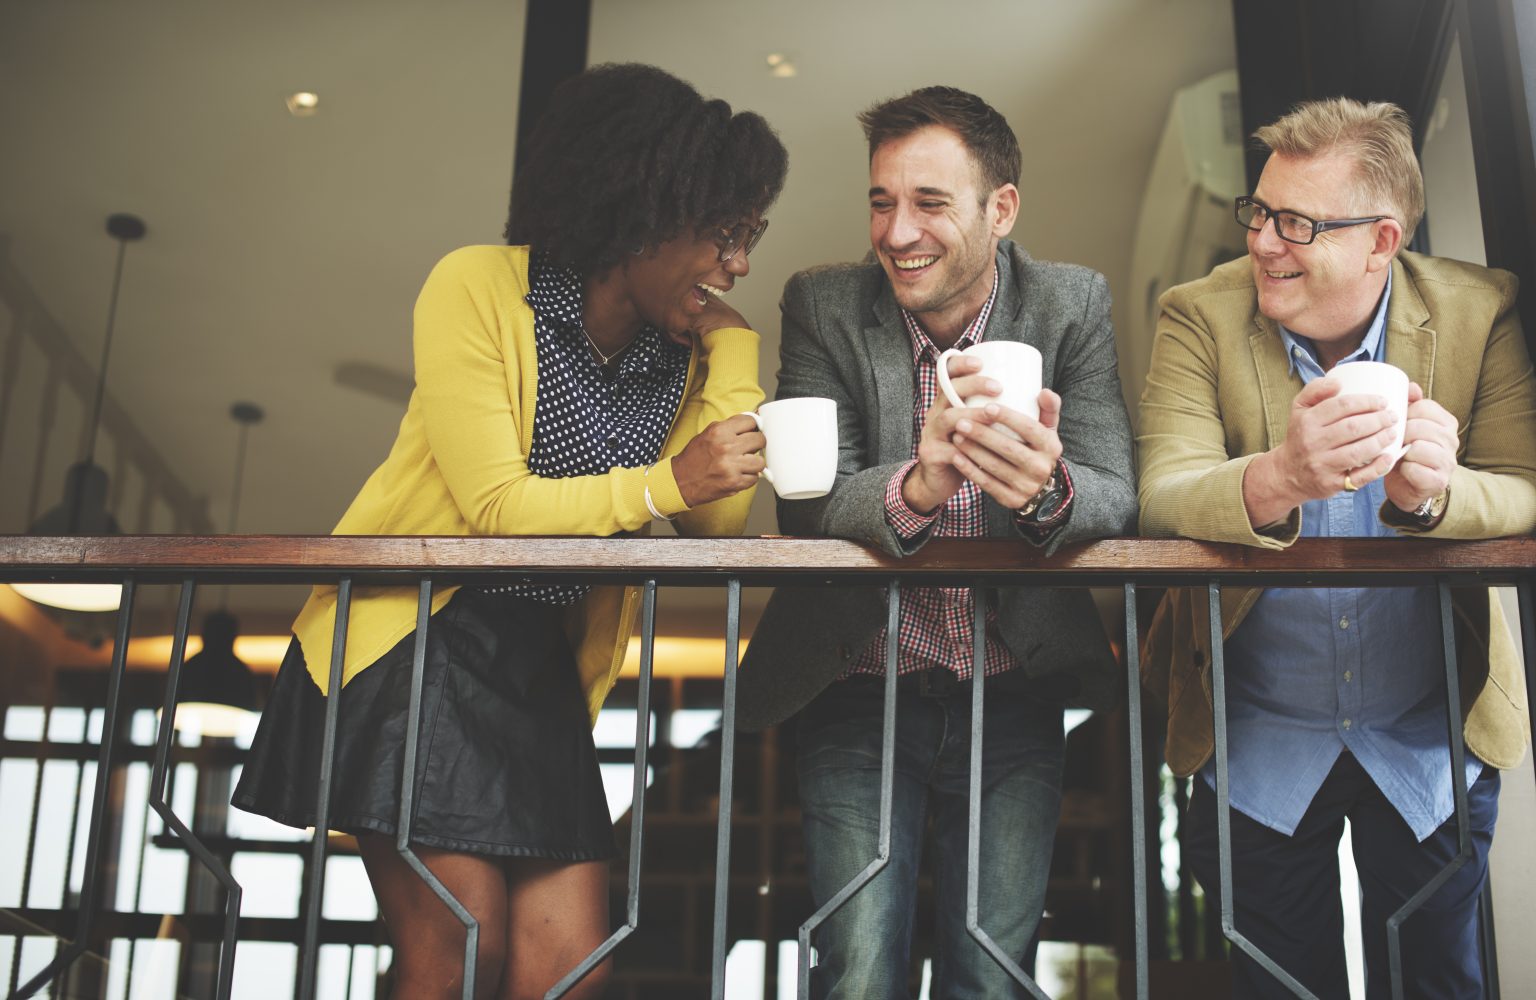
xmin=901 ymin=257 xmax=1003 ymax=364
xmin=525 ymin=250 xmax=682 ymax=375
xmin=1279 ymin=267 xmax=1394 ymax=380
xmin=524 ymin=250 xmax=584 ymax=316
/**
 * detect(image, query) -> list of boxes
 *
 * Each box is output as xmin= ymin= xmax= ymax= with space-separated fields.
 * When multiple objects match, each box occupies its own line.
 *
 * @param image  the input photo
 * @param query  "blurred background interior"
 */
xmin=1 ymin=0 xmax=1534 ymax=996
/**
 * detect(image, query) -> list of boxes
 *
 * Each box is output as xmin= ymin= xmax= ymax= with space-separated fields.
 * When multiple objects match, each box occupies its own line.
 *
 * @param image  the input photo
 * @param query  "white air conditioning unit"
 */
xmin=1122 ymin=69 xmax=1248 ymax=412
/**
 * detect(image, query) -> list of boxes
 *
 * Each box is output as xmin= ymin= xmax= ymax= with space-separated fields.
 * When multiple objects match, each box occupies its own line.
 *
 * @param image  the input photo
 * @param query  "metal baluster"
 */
xmin=125 ymin=694 xmax=166 ymax=995
xmin=1386 ymin=579 xmax=1473 ymax=999
xmin=54 ymin=743 xmax=89 ymax=1000
xmin=797 ymin=580 xmax=902 ymax=998
xmin=1520 ymin=581 xmax=1535 ymax=804
xmin=966 ymin=589 xmax=1049 ymax=998
xmin=15 ymin=579 xmax=136 ymax=997
xmin=298 ymin=577 xmax=352 ymax=1000
xmin=16 ymin=706 xmax=50 ymax=920
xmin=709 ymin=578 xmax=742 ymax=1000
xmin=1124 ymin=583 xmax=1149 ymax=1000
xmin=548 ymin=579 xmax=662 ymax=998
xmin=9 ymin=704 xmax=51 ymax=999
xmin=391 ymin=580 xmax=477 ymax=1000
xmin=1208 ymin=582 xmax=1315 ymax=997
xmin=55 ymin=755 xmax=87 ymax=989
xmin=147 ymin=578 xmax=242 ymax=998
xmin=122 ymin=747 xmax=158 ymax=995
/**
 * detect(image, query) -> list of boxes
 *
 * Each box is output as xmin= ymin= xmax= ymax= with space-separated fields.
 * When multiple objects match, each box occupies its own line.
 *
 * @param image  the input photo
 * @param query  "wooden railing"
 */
xmin=4 ymin=534 xmax=1533 ymax=585
xmin=1 ymin=534 xmax=1533 ymax=1000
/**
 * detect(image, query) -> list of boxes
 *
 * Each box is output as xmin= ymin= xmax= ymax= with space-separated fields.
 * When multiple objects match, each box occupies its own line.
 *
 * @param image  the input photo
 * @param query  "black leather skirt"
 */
xmin=231 ymin=588 xmax=617 ymax=861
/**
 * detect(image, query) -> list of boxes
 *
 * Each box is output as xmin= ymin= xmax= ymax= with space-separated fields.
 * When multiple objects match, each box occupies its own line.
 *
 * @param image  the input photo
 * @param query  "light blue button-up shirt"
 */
xmin=1202 ymin=271 xmax=1482 ymax=841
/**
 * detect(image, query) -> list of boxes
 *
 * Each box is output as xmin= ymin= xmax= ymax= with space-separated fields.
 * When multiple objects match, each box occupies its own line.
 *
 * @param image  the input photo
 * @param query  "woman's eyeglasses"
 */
xmin=715 ymin=219 xmax=769 ymax=262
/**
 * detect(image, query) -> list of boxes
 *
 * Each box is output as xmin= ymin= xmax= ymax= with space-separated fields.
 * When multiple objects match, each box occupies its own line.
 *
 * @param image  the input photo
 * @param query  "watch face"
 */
xmin=1034 ymin=488 xmax=1068 ymax=523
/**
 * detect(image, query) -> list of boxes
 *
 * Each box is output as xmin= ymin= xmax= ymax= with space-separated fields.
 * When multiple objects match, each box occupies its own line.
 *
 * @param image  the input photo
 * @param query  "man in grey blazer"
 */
xmin=739 ymin=87 xmax=1137 ymax=998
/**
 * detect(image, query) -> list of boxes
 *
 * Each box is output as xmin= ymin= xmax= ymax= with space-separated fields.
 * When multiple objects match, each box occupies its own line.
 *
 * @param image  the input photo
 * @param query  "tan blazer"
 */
xmin=1137 ymin=251 xmax=1536 ymax=777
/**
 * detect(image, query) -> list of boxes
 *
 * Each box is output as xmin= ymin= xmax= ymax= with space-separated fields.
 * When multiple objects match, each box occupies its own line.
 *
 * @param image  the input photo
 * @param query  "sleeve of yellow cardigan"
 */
xmin=1136 ymin=284 xmax=1300 ymax=548
xmin=411 ymin=246 xmax=658 ymax=536
xmin=660 ymin=325 xmax=765 ymax=534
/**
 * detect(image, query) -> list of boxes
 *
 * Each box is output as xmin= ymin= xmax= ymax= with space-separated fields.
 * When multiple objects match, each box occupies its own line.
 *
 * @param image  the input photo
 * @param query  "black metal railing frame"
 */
xmin=3 ymin=548 xmax=1533 ymax=1000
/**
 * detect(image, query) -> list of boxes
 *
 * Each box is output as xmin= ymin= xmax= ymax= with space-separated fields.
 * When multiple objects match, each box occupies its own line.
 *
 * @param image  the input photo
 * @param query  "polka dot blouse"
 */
xmin=490 ymin=251 xmax=690 ymax=605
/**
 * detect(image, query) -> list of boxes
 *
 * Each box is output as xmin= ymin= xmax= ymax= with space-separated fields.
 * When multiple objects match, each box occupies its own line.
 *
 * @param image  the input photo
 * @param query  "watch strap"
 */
xmin=1409 ymin=487 xmax=1449 ymax=524
xmin=1015 ymin=459 xmax=1074 ymax=530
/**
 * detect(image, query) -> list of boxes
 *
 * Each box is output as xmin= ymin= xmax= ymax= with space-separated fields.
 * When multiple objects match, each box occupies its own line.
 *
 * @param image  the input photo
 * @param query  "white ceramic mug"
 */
xmin=1326 ymin=360 xmax=1410 ymax=464
xmin=740 ymin=396 xmax=838 ymax=500
xmin=935 ymin=341 xmax=1043 ymax=441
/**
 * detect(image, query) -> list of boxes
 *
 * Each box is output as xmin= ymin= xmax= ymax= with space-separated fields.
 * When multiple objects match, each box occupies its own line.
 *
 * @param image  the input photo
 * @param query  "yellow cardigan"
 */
xmin=292 ymin=245 xmax=763 ymax=722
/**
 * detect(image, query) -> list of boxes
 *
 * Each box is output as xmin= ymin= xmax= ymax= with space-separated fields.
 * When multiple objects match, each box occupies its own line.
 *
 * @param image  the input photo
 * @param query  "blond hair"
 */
xmin=1253 ymin=97 xmax=1424 ymax=245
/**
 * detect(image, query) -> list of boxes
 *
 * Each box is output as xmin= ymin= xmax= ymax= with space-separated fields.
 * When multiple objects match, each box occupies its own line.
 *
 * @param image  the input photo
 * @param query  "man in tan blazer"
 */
xmin=1138 ymin=98 xmax=1536 ymax=998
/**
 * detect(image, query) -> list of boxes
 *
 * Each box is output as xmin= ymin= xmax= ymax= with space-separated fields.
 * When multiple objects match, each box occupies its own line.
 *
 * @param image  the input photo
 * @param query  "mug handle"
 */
xmin=934 ymin=348 xmax=967 ymax=409
xmin=737 ymin=411 xmax=775 ymax=485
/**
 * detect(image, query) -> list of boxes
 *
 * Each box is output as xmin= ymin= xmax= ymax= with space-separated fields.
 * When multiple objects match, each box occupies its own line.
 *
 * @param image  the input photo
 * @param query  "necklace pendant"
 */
xmin=580 ymin=323 xmax=627 ymax=372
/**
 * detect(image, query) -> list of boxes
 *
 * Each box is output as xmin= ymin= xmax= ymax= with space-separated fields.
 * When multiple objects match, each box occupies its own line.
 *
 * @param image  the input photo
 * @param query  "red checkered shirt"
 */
xmin=843 ymin=267 xmax=1019 ymax=682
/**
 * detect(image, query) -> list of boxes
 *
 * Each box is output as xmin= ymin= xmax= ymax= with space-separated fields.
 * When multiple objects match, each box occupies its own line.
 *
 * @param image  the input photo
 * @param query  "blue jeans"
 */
xmin=796 ymin=672 xmax=1065 ymax=999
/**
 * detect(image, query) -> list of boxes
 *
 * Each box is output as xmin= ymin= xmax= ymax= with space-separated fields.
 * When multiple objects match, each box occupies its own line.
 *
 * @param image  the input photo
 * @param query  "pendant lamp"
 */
xmin=171 ymin=402 xmax=264 ymax=738
xmin=13 ymin=213 xmax=146 ymax=613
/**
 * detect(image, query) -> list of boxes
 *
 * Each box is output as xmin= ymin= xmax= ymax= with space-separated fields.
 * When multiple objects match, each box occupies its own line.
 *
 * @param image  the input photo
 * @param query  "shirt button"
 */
xmin=1343 ymin=670 xmax=1353 ymax=682
xmin=1341 ymin=719 xmax=1353 ymax=730
xmin=1338 ymin=616 xmax=1350 ymax=630
xmin=605 ymin=437 xmax=620 ymax=451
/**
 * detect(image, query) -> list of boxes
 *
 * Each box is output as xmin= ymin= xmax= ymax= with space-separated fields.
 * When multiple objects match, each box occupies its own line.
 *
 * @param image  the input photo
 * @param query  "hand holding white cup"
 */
xmin=935 ymin=341 xmax=1043 ymax=441
xmin=1325 ymin=360 xmax=1409 ymax=465
xmin=739 ymin=397 xmax=838 ymax=500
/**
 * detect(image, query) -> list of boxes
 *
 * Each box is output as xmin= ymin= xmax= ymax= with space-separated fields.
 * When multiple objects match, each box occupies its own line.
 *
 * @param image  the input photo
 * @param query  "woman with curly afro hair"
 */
xmin=234 ymin=63 xmax=788 ymax=999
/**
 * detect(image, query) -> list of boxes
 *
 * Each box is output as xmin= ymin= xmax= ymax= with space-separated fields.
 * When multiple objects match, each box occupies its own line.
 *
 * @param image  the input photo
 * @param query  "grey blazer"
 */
xmin=738 ymin=242 xmax=1139 ymax=730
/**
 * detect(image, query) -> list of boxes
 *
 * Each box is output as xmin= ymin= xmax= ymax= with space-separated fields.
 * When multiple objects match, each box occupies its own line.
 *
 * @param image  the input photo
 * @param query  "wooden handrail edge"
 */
xmin=0 ymin=534 xmax=1531 ymax=580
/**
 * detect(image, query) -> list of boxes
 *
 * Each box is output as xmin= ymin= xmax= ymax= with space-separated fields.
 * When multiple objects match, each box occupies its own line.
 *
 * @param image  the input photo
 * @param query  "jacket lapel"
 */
xmin=869 ymin=285 xmax=916 ymax=464
xmin=1381 ymin=257 xmax=1436 ymax=397
xmin=987 ymin=245 xmax=1028 ymax=534
xmin=1247 ymin=312 xmax=1297 ymax=451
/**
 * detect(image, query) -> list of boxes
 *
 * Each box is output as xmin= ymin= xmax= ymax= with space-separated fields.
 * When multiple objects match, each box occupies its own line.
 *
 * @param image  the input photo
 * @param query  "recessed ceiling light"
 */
xmin=765 ymin=53 xmax=797 ymax=78
xmin=286 ymin=91 xmax=320 ymax=116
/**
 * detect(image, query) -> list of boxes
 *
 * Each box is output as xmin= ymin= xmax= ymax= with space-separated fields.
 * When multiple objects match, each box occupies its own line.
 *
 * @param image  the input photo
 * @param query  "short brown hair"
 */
xmin=1253 ymin=97 xmax=1424 ymax=245
xmin=858 ymin=86 xmax=1020 ymax=196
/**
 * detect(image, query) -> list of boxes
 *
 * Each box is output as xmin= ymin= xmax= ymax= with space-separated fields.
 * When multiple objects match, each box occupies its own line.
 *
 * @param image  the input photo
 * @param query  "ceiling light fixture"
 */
xmin=285 ymin=91 xmax=320 ymax=116
xmin=765 ymin=53 xmax=797 ymax=78
xmin=13 ymin=213 xmax=145 ymax=614
xmin=169 ymin=401 xmax=264 ymax=738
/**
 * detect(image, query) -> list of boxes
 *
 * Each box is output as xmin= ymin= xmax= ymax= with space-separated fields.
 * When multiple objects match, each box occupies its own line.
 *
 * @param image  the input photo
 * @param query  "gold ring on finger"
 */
xmin=1342 ymin=473 xmax=1358 ymax=493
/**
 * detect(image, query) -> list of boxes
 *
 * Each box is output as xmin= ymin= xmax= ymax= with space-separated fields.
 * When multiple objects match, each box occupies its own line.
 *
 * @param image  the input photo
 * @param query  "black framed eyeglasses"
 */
xmin=1233 ymin=196 xmax=1388 ymax=246
xmin=715 ymin=219 xmax=769 ymax=262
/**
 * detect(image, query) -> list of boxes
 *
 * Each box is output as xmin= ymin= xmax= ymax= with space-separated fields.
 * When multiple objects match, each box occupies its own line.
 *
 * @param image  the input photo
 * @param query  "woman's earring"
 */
xmin=631 ymin=244 xmax=645 ymax=255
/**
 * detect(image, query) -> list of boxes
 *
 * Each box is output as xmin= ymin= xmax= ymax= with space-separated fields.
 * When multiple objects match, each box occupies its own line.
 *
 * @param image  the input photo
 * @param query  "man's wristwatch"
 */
xmin=1016 ymin=461 xmax=1072 ymax=526
xmin=1406 ymin=487 xmax=1450 ymax=525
